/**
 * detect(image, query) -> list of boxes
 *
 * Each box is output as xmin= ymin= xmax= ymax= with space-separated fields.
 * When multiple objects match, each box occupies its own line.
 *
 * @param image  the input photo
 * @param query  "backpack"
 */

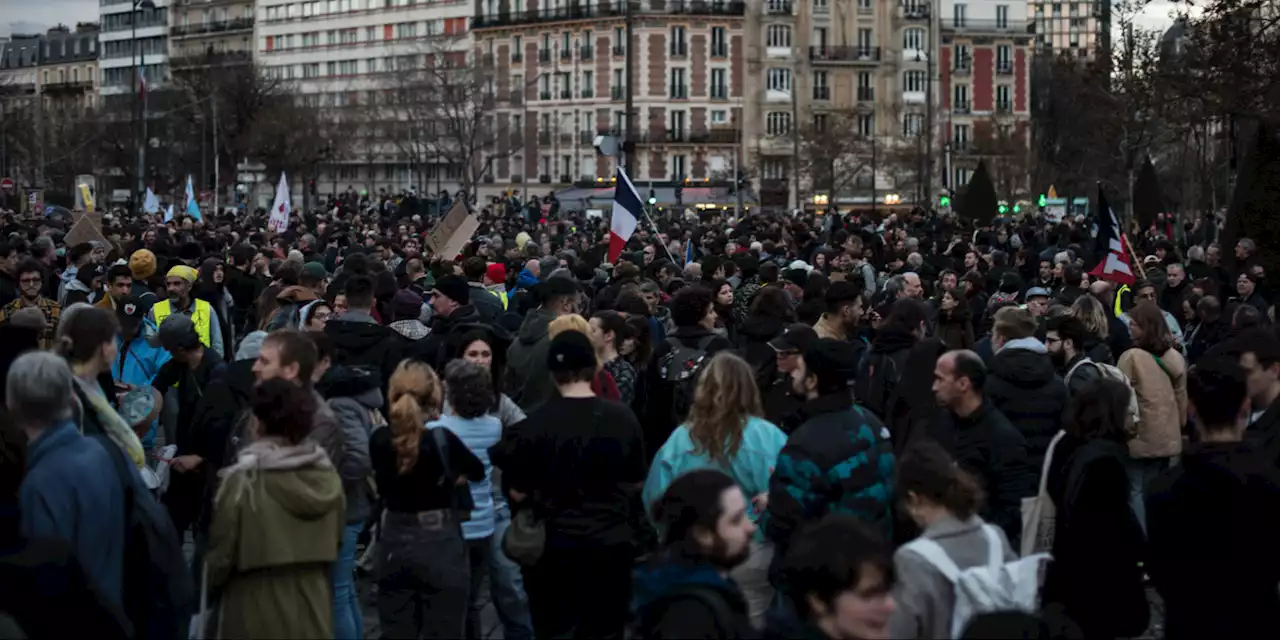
xmin=855 ymin=349 xmax=904 ymax=420
xmin=658 ymin=335 xmax=718 ymax=422
xmin=903 ymin=524 xmax=1050 ymax=638
xmin=92 ymin=436 xmax=194 ymax=640
xmin=1065 ymin=357 xmax=1141 ymax=424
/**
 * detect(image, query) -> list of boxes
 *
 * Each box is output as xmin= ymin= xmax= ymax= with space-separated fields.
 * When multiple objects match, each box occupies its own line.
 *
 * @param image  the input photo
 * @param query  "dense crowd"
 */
xmin=0 ymin=195 xmax=1277 ymax=640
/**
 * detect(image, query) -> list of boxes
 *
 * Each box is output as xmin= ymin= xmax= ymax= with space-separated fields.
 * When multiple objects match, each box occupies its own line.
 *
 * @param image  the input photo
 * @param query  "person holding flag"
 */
xmin=1087 ymin=185 xmax=1137 ymax=317
xmin=608 ymin=167 xmax=642 ymax=263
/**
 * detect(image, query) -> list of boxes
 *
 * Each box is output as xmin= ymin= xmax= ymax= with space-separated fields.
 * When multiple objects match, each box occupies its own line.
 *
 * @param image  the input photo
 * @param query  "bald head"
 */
xmin=526 ymin=259 xmax=541 ymax=277
xmin=934 ymin=349 xmax=986 ymax=411
xmin=1089 ymin=280 xmax=1113 ymax=297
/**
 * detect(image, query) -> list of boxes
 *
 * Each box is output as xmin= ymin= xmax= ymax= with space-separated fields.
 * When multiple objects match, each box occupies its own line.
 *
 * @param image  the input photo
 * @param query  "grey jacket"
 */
xmin=312 ymin=386 xmax=378 ymax=524
xmin=888 ymin=515 xmax=1016 ymax=640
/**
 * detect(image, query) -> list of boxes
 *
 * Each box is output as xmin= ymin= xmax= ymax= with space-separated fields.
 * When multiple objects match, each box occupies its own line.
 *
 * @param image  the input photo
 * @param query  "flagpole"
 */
xmin=641 ymin=203 xmax=678 ymax=266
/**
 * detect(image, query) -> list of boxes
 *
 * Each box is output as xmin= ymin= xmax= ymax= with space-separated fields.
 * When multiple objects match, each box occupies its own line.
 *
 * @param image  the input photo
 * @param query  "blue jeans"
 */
xmin=333 ymin=522 xmax=364 ymax=640
xmin=489 ymin=501 xmax=533 ymax=640
xmin=1126 ymin=456 xmax=1169 ymax=536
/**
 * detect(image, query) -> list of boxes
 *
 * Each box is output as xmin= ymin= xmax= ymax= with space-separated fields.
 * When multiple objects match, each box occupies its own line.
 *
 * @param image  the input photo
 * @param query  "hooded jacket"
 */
xmin=205 ymin=451 xmax=344 ymax=640
xmin=324 ymin=310 xmax=403 ymax=391
xmin=266 ymin=285 xmax=321 ymax=331
xmin=505 ymin=307 xmax=558 ymax=412
xmin=405 ymin=303 xmax=488 ymax=370
xmin=735 ymin=314 xmax=788 ymax=390
xmin=632 ymin=555 xmax=755 ymax=639
xmin=316 ymin=365 xmax=382 ymax=524
xmin=513 ymin=268 xmax=539 ymax=291
xmin=984 ymin=337 xmax=1070 ymax=471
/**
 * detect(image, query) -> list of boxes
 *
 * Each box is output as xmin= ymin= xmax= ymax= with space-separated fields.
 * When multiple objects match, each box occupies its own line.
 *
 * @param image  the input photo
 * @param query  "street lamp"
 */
xmin=132 ymin=0 xmax=156 ymax=213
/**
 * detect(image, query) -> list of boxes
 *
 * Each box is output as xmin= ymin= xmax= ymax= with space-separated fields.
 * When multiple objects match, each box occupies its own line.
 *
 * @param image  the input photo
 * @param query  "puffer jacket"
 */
xmin=985 ymin=337 xmax=1070 ymax=471
xmin=505 ymin=307 xmax=558 ymax=412
xmin=316 ymin=365 xmax=381 ymax=524
xmin=1118 ymin=346 xmax=1188 ymax=459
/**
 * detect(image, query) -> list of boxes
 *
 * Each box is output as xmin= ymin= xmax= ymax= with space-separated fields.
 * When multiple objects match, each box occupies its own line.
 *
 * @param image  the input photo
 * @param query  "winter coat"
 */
xmin=645 ymin=327 xmax=736 ymax=452
xmin=1117 ymin=347 xmax=1187 ymax=459
xmin=930 ymin=402 xmax=1036 ymax=546
xmin=431 ymin=412 xmax=502 ymax=541
xmin=324 ymin=310 xmax=404 ymax=392
xmin=735 ymin=314 xmax=788 ymax=391
xmin=406 ymin=303 xmax=493 ymax=371
xmin=1042 ymin=435 xmax=1149 ymax=638
xmin=1146 ymin=441 xmax=1280 ymax=639
xmin=316 ymin=366 xmax=381 ymax=524
xmin=984 ymin=337 xmax=1070 ymax=471
xmin=935 ymin=305 xmax=975 ymax=351
xmin=632 ymin=555 xmax=755 ymax=639
xmin=644 ymin=416 xmax=786 ymax=540
xmin=0 ymin=530 xmax=131 ymax=639
xmin=468 ymin=282 xmax=505 ymax=324
xmin=505 ymin=307 xmax=559 ymax=412
xmin=766 ymin=393 xmax=896 ymax=561
xmin=112 ymin=329 xmax=171 ymax=449
xmin=889 ymin=515 xmax=1016 ymax=640
xmin=206 ymin=453 xmax=344 ymax=640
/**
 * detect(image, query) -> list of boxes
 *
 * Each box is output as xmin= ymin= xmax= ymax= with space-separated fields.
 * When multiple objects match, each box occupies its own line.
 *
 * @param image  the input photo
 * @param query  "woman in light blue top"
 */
xmin=643 ymin=352 xmax=787 ymax=628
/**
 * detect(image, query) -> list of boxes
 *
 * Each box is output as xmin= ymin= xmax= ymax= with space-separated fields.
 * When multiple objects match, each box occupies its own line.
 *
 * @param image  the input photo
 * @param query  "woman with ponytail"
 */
xmin=370 ymin=359 xmax=484 ymax=639
xmin=888 ymin=441 xmax=1016 ymax=639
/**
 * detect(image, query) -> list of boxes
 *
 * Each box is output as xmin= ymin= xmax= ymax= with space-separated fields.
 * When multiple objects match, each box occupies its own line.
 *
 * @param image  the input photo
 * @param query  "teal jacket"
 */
xmin=643 ymin=416 xmax=787 ymax=541
xmin=112 ymin=324 xmax=171 ymax=449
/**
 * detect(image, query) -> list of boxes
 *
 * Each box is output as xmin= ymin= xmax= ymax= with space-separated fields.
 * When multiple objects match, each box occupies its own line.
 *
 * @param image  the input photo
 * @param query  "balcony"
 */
xmin=511 ymin=175 xmax=524 ymax=183
xmin=710 ymin=85 xmax=729 ymax=100
xmin=471 ymin=1 xmax=748 ymax=29
xmin=170 ymin=17 xmax=254 ymax=38
xmin=898 ymin=2 xmax=930 ymax=19
xmin=996 ymin=101 xmax=1013 ymax=114
xmin=560 ymin=48 xmax=572 ymax=60
xmin=559 ymin=89 xmax=572 ymax=99
xmin=635 ymin=128 xmax=742 ymax=144
xmin=813 ymin=86 xmax=830 ymax=100
xmin=580 ymin=45 xmax=594 ymax=59
xmin=539 ymin=175 xmax=551 ymax=183
xmin=538 ymin=131 xmax=552 ymax=145
xmin=996 ymin=62 xmax=1014 ymax=75
xmin=953 ymin=100 xmax=971 ymax=114
xmin=670 ymin=43 xmax=689 ymax=57
xmin=670 ymin=85 xmax=688 ymax=99
xmin=169 ymin=50 xmax=251 ymax=70
xmin=580 ymin=131 xmax=595 ymax=146
xmin=559 ymin=174 xmax=573 ymax=183
xmin=539 ymin=90 xmax=551 ymax=100
xmin=941 ymin=19 xmax=1026 ymax=35
xmin=711 ymin=44 xmax=728 ymax=58
xmin=952 ymin=141 xmax=971 ymax=153
xmin=512 ymin=51 xmax=523 ymax=63
xmin=510 ymin=90 xmax=524 ymax=105
xmin=582 ymin=87 xmax=594 ymax=98
xmin=857 ymin=86 xmax=874 ymax=101
xmin=41 ymin=79 xmax=94 ymax=94
xmin=765 ymin=0 xmax=792 ymax=15
xmin=612 ymin=45 xmax=626 ymax=56
xmin=611 ymin=86 xmax=625 ymax=100
xmin=809 ymin=46 xmax=881 ymax=63
xmin=538 ymin=49 xmax=551 ymax=63
xmin=558 ymin=132 xmax=574 ymax=145
xmin=953 ymin=59 xmax=972 ymax=76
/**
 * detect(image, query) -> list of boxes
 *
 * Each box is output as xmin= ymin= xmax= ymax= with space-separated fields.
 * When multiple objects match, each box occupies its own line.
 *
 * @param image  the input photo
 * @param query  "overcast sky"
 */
xmin=1 ymin=0 xmax=1183 ymax=40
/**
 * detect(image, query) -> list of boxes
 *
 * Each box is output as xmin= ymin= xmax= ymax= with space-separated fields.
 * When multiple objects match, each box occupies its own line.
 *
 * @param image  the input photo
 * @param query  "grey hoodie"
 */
xmin=504 ymin=307 xmax=558 ymax=412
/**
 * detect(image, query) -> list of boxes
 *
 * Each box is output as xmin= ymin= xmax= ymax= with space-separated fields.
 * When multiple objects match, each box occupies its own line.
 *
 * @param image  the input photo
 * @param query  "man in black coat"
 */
xmin=985 ymin=306 xmax=1069 ymax=471
xmin=930 ymin=349 xmax=1037 ymax=546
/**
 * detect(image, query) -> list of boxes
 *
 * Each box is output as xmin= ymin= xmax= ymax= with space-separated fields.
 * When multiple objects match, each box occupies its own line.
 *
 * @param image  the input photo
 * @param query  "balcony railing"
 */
xmin=996 ymin=101 xmax=1013 ymax=113
xmin=612 ymin=45 xmax=626 ymax=56
xmin=634 ymin=128 xmax=742 ymax=144
xmin=42 ymin=79 xmax=94 ymax=93
xmin=765 ymin=0 xmax=792 ymax=15
xmin=582 ymin=88 xmax=594 ymax=98
xmin=996 ymin=62 xmax=1014 ymax=75
xmin=898 ymin=2 xmax=930 ymax=19
xmin=857 ymin=86 xmax=874 ymax=101
xmin=813 ymin=86 xmax=830 ymax=100
xmin=670 ymin=43 xmax=688 ymax=57
xmin=539 ymin=90 xmax=551 ymax=100
xmin=170 ymin=17 xmax=254 ymax=38
xmin=169 ymin=50 xmax=252 ymax=69
xmin=809 ymin=46 xmax=881 ymax=63
xmin=953 ymin=100 xmax=971 ymax=114
xmin=710 ymin=85 xmax=729 ymax=100
xmin=509 ymin=90 xmax=524 ymax=105
xmin=539 ymin=175 xmax=551 ymax=183
xmin=538 ymin=49 xmax=551 ymax=63
xmin=580 ymin=131 xmax=595 ymax=145
xmin=941 ymin=19 xmax=1027 ymax=34
xmin=580 ymin=45 xmax=594 ymax=59
xmin=559 ymin=89 xmax=572 ymax=99
xmin=472 ymin=1 xmax=748 ymax=29
xmin=559 ymin=48 xmax=572 ymax=60
xmin=512 ymin=51 xmax=523 ymax=62
xmin=670 ymin=85 xmax=688 ymax=99
xmin=538 ymin=131 xmax=552 ymax=145
xmin=711 ymin=44 xmax=728 ymax=57
xmin=953 ymin=59 xmax=972 ymax=75
xmin=611 ymin=86 xmax=624 ymax=100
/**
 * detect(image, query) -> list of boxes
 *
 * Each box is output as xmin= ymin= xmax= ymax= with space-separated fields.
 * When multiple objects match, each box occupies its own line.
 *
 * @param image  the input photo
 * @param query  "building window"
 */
xmin=711 ymin=68 xmax=728 ymax=98
xmin=766 ymin=112 xmax=792 ymax=136
xmin=857 ymin=114 xmax=873 ymax=136
xmin=670 ymin=26 xmax=687 ymax=55
xmin=813 ymin=113 xmax=828 ymax=132
xmin=711 ymin=109 xmax=728 ymax=124
xmin=767 ymin=68 xmax=791 ymax=92
xmin=903 ymin=28 xmax=925 ymax=52
xmin=767 ymin=25 xmax=791 ymax=48
xmin=670 ymin=68 xmax=687 ymax=98
xmin=903 ymin=113 xmax=924 ymax=136
xmin=582 ymin=70 xmax=593 ymax=96
xmin=857 ymin=28 xmax=872 ymax=50
xmin=613 ymin=27 xmax=625 ymax=54
xmin=954 ymin=84 xmax=969 ymax=109
xmin=996 ymin=4 xmax=1009 ymax=28
xmin=671 ymin=154 xmax=687 ymax=178
xmin=955 ymin=43 xmax=970 ymax=68
xmin=813 ymin=70 xmax=829 ymax=99
xmin=997 ymin=45 xmax=1012 ymax=70
xmin=813 ymin=0 xmax=829 ymax=13
xmin=903 ymin=69 xmax=925 ymax=92
xmin=955 ymin=167 xmax=971 ymax=187
xmin=763 ymin=159 xmax=786 ymax=179
xmin=953 ymin=3 xmax=967 ymax=26
xmin=710 ymin=26 xmax=728 ymax=57
xmin=996 ymin=84 xmax=1011 ymax=109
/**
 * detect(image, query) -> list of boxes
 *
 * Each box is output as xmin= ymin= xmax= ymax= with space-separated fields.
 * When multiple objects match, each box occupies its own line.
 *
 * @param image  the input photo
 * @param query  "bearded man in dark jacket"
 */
xmin=984 ymin=306 xmax=1069 ymax=472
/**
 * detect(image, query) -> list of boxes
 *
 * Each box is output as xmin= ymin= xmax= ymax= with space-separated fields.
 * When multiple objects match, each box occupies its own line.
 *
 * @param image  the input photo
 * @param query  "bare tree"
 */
xmin=795 ymin=108 xmax=874 ymax=200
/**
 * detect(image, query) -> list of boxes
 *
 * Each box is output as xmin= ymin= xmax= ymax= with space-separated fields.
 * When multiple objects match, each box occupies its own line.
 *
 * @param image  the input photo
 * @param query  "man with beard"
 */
xmin=146 ymin=265 xmax=225 ymax=359
xmin=813 ymin=281 xmax=863 ymax=344
xmin=1045 ymin=315 xmax=1102 ymax=397
xmin=632 ymin=470 xmax=757 ymax=638
xmin=407 ymin=274 xmax=490 ymax=369
xmin=0 ymin=259 xmax=60 ymax=350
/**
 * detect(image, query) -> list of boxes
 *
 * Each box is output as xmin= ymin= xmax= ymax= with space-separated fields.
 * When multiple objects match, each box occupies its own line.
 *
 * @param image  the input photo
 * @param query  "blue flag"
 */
xmin=184 ymin=175 xmax=202 ymax=221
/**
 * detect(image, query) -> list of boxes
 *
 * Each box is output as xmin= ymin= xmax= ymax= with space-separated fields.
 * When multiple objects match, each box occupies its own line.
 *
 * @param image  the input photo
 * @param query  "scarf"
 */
xmin=73 ymin=376 xmax=146 ymax=469
xmin=215 ymin=439 xmax=332 ymax=509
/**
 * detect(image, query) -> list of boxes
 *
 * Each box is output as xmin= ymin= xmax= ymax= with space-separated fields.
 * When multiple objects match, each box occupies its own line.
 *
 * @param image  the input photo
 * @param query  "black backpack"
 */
xmin=855 ymin=349 xmax=903 ymax=420
xmin=658 ymin=335 xmax=718 ymax=422
xmin=93 ymin=437 xmax=194 ymax=639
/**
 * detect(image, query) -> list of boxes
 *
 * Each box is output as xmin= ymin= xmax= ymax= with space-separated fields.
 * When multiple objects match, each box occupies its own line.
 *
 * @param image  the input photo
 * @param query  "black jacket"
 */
xmin=645 ymin=326 xmax=735 ymax=455
xmin=0 ymin=529 xmax=131 ymax=639
xmin=631 ymin=557 xmax=755 ymax=640
xmin=1042 ymin=436 xmax=1149 ymax=638
xmin=930 ymin=401 xmax=1037 ymax=546
xmin=985 ymin=343 xmax=1069 ymax=471
xmin=325 ymin=314 xmax=404 ymax=391
xmin=405 ymin=303 xmax=491 ymax=370
xmin=1060 ymin=353 xmax=1103 ymax=397
xmin=735 ymin=314 xmax=788 ymax=391
xmin=0 ymin=268 xmax=17 ymax=307
xmin=467 ymin=282 xmax=504 ymax=324
xmin=1247 ymin=394 xmax=1280 ymax=469
xmin=1146 ymin=441 xmax=1280 ymax=639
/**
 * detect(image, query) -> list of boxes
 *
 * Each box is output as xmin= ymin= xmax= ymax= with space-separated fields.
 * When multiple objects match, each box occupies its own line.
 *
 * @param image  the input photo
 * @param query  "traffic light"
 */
xmin=998 ymin=204 xmax=1009 ymax=215
xmin=647 ymin=189 xmax=656 ymax=205
xmin=1038 ymin=193 xmax=1047 ymax=207
xmin=674 ymin=185 xmax=684 ymax=206
xmin=940 ymin=195 xmax=951 ymax=208
xmin=1013 ymin=204 xmax=1021 ymax=213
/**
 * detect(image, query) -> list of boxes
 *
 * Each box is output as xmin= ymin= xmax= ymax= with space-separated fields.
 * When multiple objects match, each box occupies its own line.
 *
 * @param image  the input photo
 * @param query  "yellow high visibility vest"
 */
xmin=1113 ymin=284 xmax=1130 ymax=318
xmin=153 ymin=298 xmax=214 ymax=349
xmin=489 ymin=288 xmax=509 ymax=310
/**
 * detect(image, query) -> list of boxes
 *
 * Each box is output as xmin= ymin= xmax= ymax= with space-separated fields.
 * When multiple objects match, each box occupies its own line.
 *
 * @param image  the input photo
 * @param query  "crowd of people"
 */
xmin=0 ymin=195 xmax=1278 ymax=640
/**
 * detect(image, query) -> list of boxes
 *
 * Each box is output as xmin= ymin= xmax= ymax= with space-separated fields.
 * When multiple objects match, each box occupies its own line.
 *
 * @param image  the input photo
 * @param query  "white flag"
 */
xmin=164 ymin=204 xmax=174 ymax=223
xmin=268 ymin=172 xmax=291 ymax=233
xmin=143 ymin=187 xmax=160 ymax=214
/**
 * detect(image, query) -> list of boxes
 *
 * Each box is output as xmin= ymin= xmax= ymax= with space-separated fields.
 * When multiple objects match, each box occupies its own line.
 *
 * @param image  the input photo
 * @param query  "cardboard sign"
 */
xmin=64 ymin=211 xmax=111 ymax=248
xmin=424 ymin=201 xmax=479 ymax=259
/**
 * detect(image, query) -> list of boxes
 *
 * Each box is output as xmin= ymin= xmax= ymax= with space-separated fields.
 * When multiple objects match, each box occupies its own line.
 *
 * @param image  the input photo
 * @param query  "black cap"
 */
xmin=547 ymin=330 xmax=597 ymax=372
xmin=115 ymin=295 xmax=146 ymax=331
xmin=432 ymin=274 xmax=471 ymax=305
xmin=157 ymin=313 xmax=202 ymax=352
xmin=802 ymin=338 xmax=860 ymax=393
xmin=783 ymin=268 xmax=809 ymax=287
xmin=769 ymin=323 xmax=820 ymax=353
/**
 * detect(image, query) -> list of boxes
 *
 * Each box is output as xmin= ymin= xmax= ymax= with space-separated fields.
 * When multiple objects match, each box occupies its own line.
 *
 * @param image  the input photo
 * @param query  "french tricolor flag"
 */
xmin=609 ymin=166 xmax=642 ymax=262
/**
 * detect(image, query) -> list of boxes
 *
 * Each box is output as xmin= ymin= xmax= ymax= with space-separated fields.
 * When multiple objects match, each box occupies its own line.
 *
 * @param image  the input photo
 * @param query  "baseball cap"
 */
xmin=547 ymin=330 xmax=596 ymax=372
xmin=115 ymin=295 xmax=146 ymax=333
xmin=769 ymin=323 xmax=820 ymax=353
xmin=802 ymin=339 xmax=860 ymax=393
xmin=301 ymin=261 xmax=329 ymax=281
xmin=1025 ymin=286 xmax=1051 ymax=300
xmin=1142 ymin=254 xmax=1162 ymax=266
xmin=783 ymin=268 xmax=809 ymax=287
xmin=157 ymin=314 xmax=201 ymax=352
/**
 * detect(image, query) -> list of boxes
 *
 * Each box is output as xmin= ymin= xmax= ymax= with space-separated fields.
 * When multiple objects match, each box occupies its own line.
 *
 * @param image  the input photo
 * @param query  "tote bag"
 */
xmin=1020 ymin=430 xmax=1066 ymax=556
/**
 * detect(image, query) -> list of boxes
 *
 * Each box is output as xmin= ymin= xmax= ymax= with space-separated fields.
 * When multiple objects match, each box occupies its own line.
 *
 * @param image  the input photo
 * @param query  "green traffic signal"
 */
xmin=1038 ymin=193 xmax=1047 ymax=207
xmin=998 ymin=204 xmax=1009 ymax=214
xmin=940 ymin=195 xmax=951 ymax=207
xmin=1013 ymin=204 xmax=1021 ymax=213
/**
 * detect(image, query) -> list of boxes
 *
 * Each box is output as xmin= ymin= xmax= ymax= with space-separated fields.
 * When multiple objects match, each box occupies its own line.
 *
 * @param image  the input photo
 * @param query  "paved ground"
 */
xmin=358 ymin=570 xmax=504 ymax=639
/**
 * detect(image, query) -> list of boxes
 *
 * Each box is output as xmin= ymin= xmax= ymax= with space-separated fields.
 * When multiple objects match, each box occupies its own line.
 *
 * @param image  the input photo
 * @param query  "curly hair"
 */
xmin=686 ymin=353 xmax=764 ymax=462
xmin=387 ymin=359 xmax=443 ymax=475
xmin=671 ymin=286 xmax=715 ymax=328
xmin=444 ymin=359 xmax=495 ymax=419
xmin=748 ymin=286 xmax=797 ymax=323
xmin=252 ymin=378 xmax=317 ymax=445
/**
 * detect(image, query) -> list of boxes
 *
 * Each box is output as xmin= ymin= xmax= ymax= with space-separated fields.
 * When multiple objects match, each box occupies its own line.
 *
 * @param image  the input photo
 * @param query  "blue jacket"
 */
xmin=513 ymin=269 xmax=540 ymax=292
xmin=19 ymin=421 xmax=132 ymax=609
xmin=432 ymin=412 xmax=503 ymax=541
xmin=643 ymin=416 xmax=786 ymax=541
xmin=765 ymin=393 xmax=895 ymax=558
xmin=112 ymin=328 xmax=171 ymax=449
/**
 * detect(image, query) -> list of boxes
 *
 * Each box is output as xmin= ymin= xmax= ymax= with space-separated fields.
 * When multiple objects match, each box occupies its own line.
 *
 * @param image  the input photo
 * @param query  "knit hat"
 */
xmin=547 ymin=330 xmax=596 ymax=372
xmin=129 ymin=249 xmax=157 ymax=280
xmin=432 ymin=274 xmax=470 ymax=305
xmin=486 ymin=263 xmax=507 ymax=284
xmin=166 ymin=265 xmax=198 ymax=283
xmin=392 ymin=289 xmax=426 ymax=321
xmin=301 ymin=261 xmax=328 ymax=282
